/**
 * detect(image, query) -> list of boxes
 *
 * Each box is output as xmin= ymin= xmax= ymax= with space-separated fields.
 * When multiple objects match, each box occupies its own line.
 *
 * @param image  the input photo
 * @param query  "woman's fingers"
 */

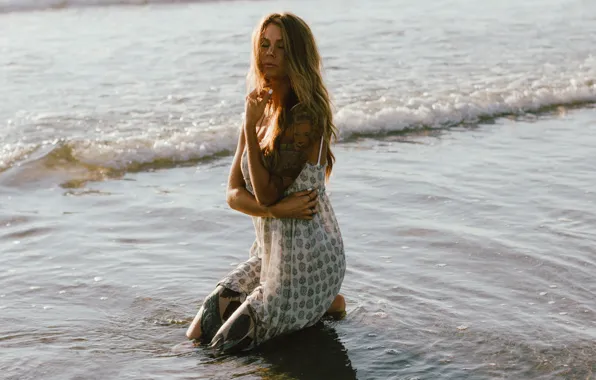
xmin=293 ymin=189 xmax=311 ymax=197
xmin=284 ymin=188 xmax=319 ymax=220
xmin=292 ymin=189 xmax=317 ymax=200
xmin=247 ymin=88 xmax=273 ymax=104
xmin=262 ymin=88 xmax=273 ymax=103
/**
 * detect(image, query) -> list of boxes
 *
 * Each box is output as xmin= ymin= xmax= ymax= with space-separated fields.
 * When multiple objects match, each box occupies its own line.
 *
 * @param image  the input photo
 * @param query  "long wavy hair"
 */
xmin=247 ymin=12 xmax=337 ymax=180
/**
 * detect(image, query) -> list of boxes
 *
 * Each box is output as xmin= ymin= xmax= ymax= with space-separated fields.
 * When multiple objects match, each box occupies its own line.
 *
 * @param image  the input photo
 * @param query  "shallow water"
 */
xmin=2 ymin=108 xmax=595 ymax=379
xmin=2 ymin=0 xmax=596 ymax=378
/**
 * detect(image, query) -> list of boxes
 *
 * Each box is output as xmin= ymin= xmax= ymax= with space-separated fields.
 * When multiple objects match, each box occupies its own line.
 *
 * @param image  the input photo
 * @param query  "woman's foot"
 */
xmin=186 ymin=311 xmax=203 ymax=340
xmin=325 ymin=294 xmax=346 ymax=320
xmin=185 ymin=286 xmax=243 ymax=342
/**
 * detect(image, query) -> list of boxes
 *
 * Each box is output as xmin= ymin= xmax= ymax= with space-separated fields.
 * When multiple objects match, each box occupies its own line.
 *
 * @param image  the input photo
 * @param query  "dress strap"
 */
xmin=317 ymin=136 xmax=324 ymax=165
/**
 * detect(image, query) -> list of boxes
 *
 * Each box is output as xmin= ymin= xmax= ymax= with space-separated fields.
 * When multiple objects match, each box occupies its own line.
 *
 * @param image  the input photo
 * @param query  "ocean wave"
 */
xmin=334 ymin=78 xmax=596 ymax=137
xmin=0 ymin=125 xmax=238 ymax=178
xmin=0 ymin=126 xmax=239 ymax=188
xmin=0 ymin=143 xmax=39 ymax=171
xmin=0 ymin=79 xmax=594 ymax=183
xmin=0 ymin=0 xmax=229 ymax=14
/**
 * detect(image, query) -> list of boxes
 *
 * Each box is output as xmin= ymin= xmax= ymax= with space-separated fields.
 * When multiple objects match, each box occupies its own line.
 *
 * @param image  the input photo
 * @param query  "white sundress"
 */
xmin=197 ymin=138 xmax=346 ymax=353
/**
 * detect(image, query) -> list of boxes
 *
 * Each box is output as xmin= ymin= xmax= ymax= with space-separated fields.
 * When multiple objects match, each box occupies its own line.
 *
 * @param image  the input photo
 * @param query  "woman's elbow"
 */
xmin=255 ymin=193 xmax=277 ymax=207
xmin=226 ymin=188 xmax=240 ymax=210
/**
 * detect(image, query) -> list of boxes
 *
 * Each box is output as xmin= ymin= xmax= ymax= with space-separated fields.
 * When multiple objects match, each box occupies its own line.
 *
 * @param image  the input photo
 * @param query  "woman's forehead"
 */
xmin=263 ymin=24 xmax=282 ymax=40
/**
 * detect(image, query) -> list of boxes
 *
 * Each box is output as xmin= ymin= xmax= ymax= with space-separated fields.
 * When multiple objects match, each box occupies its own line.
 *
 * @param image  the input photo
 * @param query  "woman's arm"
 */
xmin=244 ymin=94 xmax=323 ymax=206
xmin=245 ymin=120 xmax=322 ymax=207
xmin=244 ymin=119 xmax=286 ymax=206
xmin=242 ymin=88 xmax=292 ymax=206
xmin=226 ymin=128 xmax=319 ymax=219
xmin=226 ymin=128 xmax=272 ymax=217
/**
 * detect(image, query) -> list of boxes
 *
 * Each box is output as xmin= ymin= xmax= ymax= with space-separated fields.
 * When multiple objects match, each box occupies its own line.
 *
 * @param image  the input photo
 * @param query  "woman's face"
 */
xmin=259 ymin=23 xmax=286 ymax=80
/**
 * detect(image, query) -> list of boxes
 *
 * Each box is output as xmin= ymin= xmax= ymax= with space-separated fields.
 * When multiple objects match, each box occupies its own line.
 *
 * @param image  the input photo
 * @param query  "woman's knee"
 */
xmin=210 ymin=302 xmax=256 ymax=354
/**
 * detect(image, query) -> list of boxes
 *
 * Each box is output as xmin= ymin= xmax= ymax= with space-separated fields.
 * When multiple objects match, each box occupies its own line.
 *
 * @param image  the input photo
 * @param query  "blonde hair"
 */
xmin=247 ymin=12 xmax=337 ymax=180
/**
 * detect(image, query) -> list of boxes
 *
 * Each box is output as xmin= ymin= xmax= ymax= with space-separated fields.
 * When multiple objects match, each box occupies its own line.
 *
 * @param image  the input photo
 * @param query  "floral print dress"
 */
xmin=195 ymin=138 xmax=346 ymax=353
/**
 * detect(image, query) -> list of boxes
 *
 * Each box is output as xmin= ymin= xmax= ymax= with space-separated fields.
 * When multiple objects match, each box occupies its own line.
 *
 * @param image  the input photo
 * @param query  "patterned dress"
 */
xmin=196 ymin=139 xmax=346 ymax=353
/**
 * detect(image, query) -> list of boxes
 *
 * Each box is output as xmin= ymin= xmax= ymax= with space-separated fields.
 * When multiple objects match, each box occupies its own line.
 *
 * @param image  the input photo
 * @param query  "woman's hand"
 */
xmin=269 ymin=189 xmax=319 ymax=220
xmin=244 ymin=88 xmax=273 ymax=129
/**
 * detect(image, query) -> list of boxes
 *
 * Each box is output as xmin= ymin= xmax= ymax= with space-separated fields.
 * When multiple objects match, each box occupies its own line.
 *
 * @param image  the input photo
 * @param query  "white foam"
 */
xmin=0 ymin=76 xmax=594 ymax=173
xmin=335 ymin=79 xmax=596 ymax=138
xmin=0 ymin=143 xmax=37 ymax=171
xmin=66 ymin=125 xmax=239 ymax=170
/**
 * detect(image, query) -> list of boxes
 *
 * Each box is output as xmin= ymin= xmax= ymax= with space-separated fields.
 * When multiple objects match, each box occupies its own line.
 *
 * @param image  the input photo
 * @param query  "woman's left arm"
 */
xmin=241 ymin=88 xmax=286 ymax=206
xmin=244 ymin=115 xmax=286 ymax=206
xmin=244 ymin=89 xmax=321 ymax=206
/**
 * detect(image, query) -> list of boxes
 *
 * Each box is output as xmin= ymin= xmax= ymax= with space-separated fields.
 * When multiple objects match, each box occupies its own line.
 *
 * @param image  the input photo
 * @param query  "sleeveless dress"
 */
xmin=199 ymin=138 xmax=346 ymax=353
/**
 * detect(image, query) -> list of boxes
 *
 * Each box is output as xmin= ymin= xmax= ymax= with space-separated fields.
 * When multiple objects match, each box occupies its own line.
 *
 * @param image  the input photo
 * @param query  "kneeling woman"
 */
xmin=186 ymin=12 xmax=346 ymax=353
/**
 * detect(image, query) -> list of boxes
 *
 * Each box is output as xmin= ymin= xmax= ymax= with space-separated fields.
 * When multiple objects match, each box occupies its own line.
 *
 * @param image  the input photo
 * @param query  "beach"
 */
xmin=1 ymin=0 xmax=595 ymax=378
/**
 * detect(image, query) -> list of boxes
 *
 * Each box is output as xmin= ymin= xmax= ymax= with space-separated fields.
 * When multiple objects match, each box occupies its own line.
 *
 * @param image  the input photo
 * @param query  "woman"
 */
xmin=186 ymin=12 xmax=346 ymax=353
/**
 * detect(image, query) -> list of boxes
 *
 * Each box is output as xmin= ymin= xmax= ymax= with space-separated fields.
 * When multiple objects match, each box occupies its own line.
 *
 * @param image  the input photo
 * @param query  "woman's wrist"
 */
xmin=244 ymin=119 xmax=257 ymax=134
xmin=265 ymin=203 xmax=276 ymax=218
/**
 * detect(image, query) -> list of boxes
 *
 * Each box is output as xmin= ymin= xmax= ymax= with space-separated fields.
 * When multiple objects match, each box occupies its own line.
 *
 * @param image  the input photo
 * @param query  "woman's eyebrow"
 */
xmin=260 ymin=37 xmax=284 ymax=43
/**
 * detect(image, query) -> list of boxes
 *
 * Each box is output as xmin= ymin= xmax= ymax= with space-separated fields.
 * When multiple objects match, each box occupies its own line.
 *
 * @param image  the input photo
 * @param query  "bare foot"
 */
xmin=186 ymin=312 xmax=203 ymax=340
xmin=325 ymin=294 xmax=346 ymax=319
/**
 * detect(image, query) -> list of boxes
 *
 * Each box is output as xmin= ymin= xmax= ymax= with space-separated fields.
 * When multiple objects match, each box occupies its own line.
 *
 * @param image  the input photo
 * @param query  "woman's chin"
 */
xmin=263 ymin=71 xmax=283 ymax=81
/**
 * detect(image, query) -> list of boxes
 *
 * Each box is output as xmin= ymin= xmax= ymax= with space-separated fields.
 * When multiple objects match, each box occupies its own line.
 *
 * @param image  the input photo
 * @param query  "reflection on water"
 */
xmin=170 ymin=320 xmax=356 ymax=380
xmin=255 ymin=321 xmax=358 ymax=380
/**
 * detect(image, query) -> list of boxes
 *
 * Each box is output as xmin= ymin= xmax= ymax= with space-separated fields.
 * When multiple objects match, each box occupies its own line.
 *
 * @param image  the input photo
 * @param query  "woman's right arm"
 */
xmin=226 ymin=129 xmax=319 ymax=219
xmin=226 ymin=128 xmax=269 ymax=217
